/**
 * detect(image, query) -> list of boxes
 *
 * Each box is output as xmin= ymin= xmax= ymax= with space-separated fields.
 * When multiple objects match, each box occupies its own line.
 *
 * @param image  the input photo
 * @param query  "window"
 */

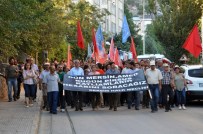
xmin=111 ymin=3 xmax=116 ymax=15
xmin=102 ymin=0 xmax=107 ymax=5
xmin=188 ymin=69 xmax=203 ymax=78
xmin=111 ymin=22 xmax=116 ymax=33
xmin=119 ymin=9 xmax=123 ymax=19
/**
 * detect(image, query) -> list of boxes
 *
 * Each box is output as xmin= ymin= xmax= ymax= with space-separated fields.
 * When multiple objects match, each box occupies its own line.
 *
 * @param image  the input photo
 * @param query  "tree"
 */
xmin=64 ymin=1 xmax=110 ymax=60
xmin=147 ymin=0 xmax=203 ymax=63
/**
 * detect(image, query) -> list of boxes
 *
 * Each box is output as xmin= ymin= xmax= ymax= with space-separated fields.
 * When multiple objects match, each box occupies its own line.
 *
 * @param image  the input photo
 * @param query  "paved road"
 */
xmin=39 ymin=102 xmax=203 ymax=134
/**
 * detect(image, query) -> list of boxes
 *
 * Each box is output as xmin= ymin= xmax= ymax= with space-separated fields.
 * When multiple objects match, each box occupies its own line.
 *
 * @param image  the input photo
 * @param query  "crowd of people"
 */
xmin=4 ymin=56 xmax=188 ymax=114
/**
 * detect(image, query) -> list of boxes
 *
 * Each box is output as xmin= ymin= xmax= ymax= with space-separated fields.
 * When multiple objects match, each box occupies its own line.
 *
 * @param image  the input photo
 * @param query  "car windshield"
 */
xmin=188 ymin=69 xmax=203 ymax=78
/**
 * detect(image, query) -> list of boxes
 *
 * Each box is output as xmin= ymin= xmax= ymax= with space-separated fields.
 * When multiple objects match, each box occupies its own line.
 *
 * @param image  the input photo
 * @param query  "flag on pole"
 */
xmin=66 ymin=45 xmax=72 ymax=69
xmin=92 ymin=28 xmax=99 ymax=59
xmin=182 ymin=24 xmax=202 ymax=58
xmin=130 ymin=36 xmax=138 ymax=62
xmin=87 ymin=43 xmax=92 ymax=57
xmin=96 ymin=25 xmax=104 ymax=52
xmin=109 ymin=38 xmax=115 ymax=61
xmin=122 ymin=15 xmax=131 ymax=43
xmin=114 ymin=48 xmax=123 ymax=67
xmin=77 ymin=21 xmax=85 ymax=49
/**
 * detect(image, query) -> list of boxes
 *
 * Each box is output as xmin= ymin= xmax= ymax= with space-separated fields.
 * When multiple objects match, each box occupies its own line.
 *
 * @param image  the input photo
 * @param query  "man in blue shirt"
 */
xmin=68 ymin=60 xmax=84 ymax=111
xmin=106 ymin=62 xmax=120 ymax=111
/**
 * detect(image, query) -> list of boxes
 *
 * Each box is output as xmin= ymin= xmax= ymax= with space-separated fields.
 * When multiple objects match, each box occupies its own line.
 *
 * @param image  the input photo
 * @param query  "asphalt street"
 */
xmin=39 ymin=101 xmax=203 ymax=134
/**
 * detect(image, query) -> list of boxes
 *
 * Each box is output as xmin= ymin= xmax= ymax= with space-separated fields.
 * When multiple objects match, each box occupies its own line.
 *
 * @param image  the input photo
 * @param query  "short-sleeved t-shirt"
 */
xmin=44 ymin=73 xmax=60 ymax=92
xmin=146 ymin=68 xmax=163 ymax=84
xmin=5 ymin=65 xmax=18 ymax=78
xmin=39 ymin=70 xmax=50 ymax=83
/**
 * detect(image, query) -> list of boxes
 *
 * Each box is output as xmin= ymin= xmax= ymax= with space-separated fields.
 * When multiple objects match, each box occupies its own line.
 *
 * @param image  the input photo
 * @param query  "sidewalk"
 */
xmin=0 ymin=89 xmax=42 ymax=134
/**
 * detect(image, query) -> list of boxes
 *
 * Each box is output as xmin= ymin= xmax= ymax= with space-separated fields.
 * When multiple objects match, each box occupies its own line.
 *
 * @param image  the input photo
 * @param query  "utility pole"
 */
xmin=142 ymin=0 xmax=145 ymax=55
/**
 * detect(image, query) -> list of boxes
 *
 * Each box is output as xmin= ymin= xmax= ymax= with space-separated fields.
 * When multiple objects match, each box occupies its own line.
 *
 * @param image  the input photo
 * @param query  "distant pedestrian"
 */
xmin=5 ymin=57 xmax=19 ymax=102
xmin=174 ymin=65 xmax=187 ymax=110
xmin=88 ymin=64 xmax=100 ymax=111
xmin=23 ymin=63 xmax=37 ymax=107
xmin=44 ymin=65 xmax=60 ymax=114
xmin=39 ymin=63 xmax=50 ymax=110
xmin=68 ymin=60 xmax=84 ymax=111
xmin=106 ymin=62 xmax=120 ymax=111
xmin=161 ymin=63 xmax=174 ymax=112
xmin=146 ymin=60 xmax=163 ymax=113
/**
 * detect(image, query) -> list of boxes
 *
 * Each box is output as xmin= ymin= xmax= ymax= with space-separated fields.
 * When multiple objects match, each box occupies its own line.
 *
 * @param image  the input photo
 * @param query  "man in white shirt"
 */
xmin=39 ymin=63 xmax=50 ymax=110
xmin=146 ymin=60 xmax=163 ymax=113
xmin=44 ymin=65 xmax=60 ymax=114
xmin=68 ymin=60 xmax=84 ymax=111
xmin=30 ymin=58 xmax=39 ymax=101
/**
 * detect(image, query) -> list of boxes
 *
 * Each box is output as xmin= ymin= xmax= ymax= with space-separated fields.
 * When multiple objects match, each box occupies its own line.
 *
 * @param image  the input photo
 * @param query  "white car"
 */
xmin=181 ymin=65 xmax=203 ymax=101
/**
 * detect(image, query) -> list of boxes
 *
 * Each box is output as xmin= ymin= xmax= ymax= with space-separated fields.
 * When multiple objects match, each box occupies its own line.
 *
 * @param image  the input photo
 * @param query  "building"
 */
xmin=72 ymin=0 xmax=124 ymax=35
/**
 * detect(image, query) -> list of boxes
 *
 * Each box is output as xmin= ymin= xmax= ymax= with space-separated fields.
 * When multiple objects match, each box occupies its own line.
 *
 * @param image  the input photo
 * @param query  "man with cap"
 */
xmin=161 ymin=63 xmax=174 ymax=112
xmin=146 ymin=60 xmax=163 ymax=113
xmin=39 ymin=62 xmax=50 ymax=110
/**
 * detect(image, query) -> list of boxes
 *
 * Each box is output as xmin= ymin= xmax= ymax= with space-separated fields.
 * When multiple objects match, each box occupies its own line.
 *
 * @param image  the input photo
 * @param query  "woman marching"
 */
xmin=23 ymin=62 xmax=37 ymax=107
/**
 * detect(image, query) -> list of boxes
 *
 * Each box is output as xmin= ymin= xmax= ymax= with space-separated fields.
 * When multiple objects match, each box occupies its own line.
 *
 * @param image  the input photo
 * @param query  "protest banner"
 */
xmin=63 ymin=69 xmax=148 ymax=93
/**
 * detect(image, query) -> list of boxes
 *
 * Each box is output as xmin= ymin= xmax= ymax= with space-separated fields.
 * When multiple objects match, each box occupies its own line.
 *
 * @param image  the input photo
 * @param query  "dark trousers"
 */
xmin=142 ymin=90 xmax=150 ymax=107
xmin=91 ymin=93 xmax=100 ymax=109
xmin=149 ymin=84 xmax=159 ymax=111
xmin=33 ymin=84 xmax=37 ymax=99
xmin=65 ymin=91 xmax=74 ymax=107
xmin=162 ymin=85 xmax=173 ymax=110
xmin=127 ymin=91 xmax=140 ymax=109
xmin=17 ymin=80 xmax=21 ymax=98
xmin=72 ymin=91 xmax=83 ymax=110
xmin=58 ymin=83 xmax=65 ymax=109
xmin=120 ymin=92 xmax=127 ymax=105
xmin=23 ymin=84 xmax=35 ymax=97
xmin=48 ymin=91 xmax=58 ymax=113
xmin=109 ymin=93 xmax=119 ymax=109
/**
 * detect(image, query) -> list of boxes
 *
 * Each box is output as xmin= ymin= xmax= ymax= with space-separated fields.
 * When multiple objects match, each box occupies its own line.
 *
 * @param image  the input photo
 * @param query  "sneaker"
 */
xmin=30 ymin=103 xmax=34 ymax=107
xmin=178 ymin=105 xmax=182 ymax=110
xmin=182 ymin=105 xmax=186 ymax=110
xmin=61 ymin=109 xmax=65 ymax=112
xmin=25 ymin=105 xmax=29 ymax=108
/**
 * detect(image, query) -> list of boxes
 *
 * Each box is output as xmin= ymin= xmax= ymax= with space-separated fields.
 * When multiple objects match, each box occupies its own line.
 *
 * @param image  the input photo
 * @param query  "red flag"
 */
xmin=182 ymin=24 xmax=202 ymax=58
xmin=109 ymin=38 xmax=115 ymax=61
xmin=114 ymin=48 xmax=123 ymax=67
xmin=77 ymin=21 xmax=85 ymax=49
xmin=66 ymin=45 xmax=72 ymax=69
xmin=130 ymin=36 xmax=138 ymax=62
xmin=92 ymin=28 xmax=99 ymax=59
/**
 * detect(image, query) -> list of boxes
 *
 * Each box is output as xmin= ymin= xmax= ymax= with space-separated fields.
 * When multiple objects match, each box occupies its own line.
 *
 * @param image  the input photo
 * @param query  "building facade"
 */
xmin=72 ymin=0 xmax=124 ymax=35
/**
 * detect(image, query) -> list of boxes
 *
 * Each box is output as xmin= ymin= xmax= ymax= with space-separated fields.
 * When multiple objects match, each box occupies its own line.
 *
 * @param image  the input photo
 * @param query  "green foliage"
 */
xmin=65 ymin=1 xmax=110 ymax=60
xmin=147 ymin=0 xmax=203 ymax=63
xmin=0 ymin=0 xmax=67 ymax=63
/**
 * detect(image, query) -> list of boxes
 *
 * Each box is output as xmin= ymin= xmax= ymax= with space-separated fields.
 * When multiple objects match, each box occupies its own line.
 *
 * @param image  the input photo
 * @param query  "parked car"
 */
xmin=181 ymin=65 xmax=203 ymax=101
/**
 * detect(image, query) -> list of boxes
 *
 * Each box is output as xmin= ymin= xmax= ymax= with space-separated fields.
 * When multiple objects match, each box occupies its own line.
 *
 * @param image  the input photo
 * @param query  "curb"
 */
xmin=30 ymin=92 xmax=42 ymax=134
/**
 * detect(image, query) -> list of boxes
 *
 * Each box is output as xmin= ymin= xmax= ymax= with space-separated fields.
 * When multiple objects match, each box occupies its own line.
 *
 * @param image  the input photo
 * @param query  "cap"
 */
xmin=44 ymin=62 xmax=50 ymax=66
xmin=163 ymin=63 xmax=169 ymax=67
xmin=150 ymin=61 xmax=156 ymax=66
xmin=174 ymin=65 xmax=180 ymax=68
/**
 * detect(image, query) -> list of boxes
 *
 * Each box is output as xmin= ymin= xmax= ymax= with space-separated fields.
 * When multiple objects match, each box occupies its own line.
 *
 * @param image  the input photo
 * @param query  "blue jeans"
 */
xmin=7 ymin=78 xmax=18 ymax=100
xmin=149 ymin=84 xmax=159 ymax=111
xmin=176 ymin=89 xmax=186 ymax=105
xmin=24 ymin=84 xmax=35 ymax=97
xmin=48 ymin=91 xmax=59 ymax=113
